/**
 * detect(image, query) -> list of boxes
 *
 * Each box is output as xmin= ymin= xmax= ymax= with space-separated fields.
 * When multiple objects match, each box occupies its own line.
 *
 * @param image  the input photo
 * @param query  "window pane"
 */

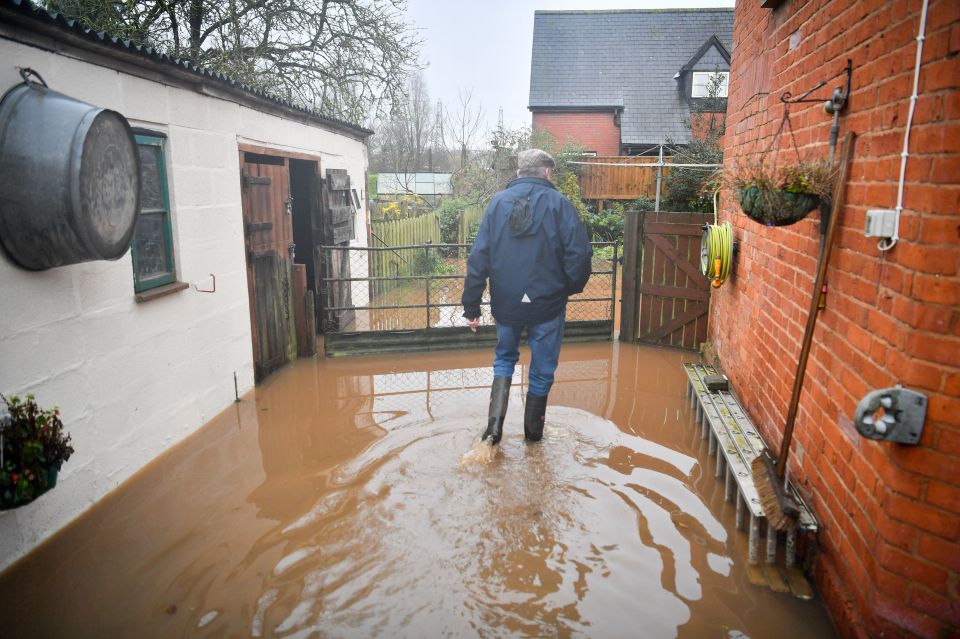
xmin=138 ymin=145 xmax=164 ymax=210
xmin=692 ymin=72 xmax=729 ymax=98
xmin=133 ymin=211 xmax=171 ymax=283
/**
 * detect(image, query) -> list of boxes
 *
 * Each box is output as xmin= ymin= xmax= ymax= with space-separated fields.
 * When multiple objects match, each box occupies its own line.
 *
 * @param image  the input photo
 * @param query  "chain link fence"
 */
xmin=319 ymin=242 xmax=618 ymax=340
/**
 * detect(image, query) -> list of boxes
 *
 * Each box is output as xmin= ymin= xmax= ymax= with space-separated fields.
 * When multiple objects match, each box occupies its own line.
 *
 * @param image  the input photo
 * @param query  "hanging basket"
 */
xmin=736 ymin=186 xmax=820 ymax=227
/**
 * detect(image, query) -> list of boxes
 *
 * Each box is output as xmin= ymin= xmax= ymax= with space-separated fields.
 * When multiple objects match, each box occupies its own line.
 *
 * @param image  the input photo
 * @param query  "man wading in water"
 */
xmin=461 ymin=149 xmax=593 ymax=445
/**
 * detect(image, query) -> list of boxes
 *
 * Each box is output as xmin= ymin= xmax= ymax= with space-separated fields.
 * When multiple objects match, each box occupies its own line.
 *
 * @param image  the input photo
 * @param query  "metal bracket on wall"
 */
xmin=780 ymin=59 xmax=853 ymax=111
xmin=193 ymin=273 xmax=216 ymax=293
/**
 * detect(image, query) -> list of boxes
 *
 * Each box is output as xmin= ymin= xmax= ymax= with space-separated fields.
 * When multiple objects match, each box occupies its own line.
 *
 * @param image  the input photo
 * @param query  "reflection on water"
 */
xmin=0 ymin=343 xmax=837 ymax=638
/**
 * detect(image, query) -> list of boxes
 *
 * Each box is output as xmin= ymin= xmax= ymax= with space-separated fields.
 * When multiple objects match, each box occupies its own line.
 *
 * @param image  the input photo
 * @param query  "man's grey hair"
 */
xmin=517 ymin=148 xmax=556 ymax=178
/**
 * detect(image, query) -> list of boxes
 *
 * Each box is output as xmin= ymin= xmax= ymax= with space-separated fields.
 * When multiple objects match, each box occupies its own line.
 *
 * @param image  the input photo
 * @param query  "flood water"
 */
xmin=0 ymin=342 xmax=838 ymax=638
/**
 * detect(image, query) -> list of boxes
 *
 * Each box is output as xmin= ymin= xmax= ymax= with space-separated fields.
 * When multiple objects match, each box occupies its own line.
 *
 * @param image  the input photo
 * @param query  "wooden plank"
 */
xmin=292 ymin=264 xmax=310 ymax=357
xmin=326 ymin=168 xmax=350 ymax=191
xmin=619 ymin=211 xmax=642 ymax=342
xmin=333 ymin=223 xmax=353 ymax=244
xmin=681 ymin=232 xmax=695 ymax=349
xmin=303 ymin=290 xmax=317 ymax=350
xmin=579 ymin=156 xmax=662 ymax=200
xmin=643 ymin=302 xmax=707 ymax=343
xmin=243 ymin=174 xmax=272 ymax=186
xmin=644 ymin=222 xmax=704 ymax=236
xmin=643 ymin=304 xmax=707 ymax=342
xmin=674 ymin=231 xmax=687 ymax=348
xmin=238 ymin=142 xmax=324 ymax=163
xmin=638 ymin=213 xmax=653 ymax=338
xmin=331 ymin=205 xmax=353 ymax=224
xmin=654 ymin=229 xmax=668 ymax=340
xmin=647 ymin=233 xmax=704 ymax=283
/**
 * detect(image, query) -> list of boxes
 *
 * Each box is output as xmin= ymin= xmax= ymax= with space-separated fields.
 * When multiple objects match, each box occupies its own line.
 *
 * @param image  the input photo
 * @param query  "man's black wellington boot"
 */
xmin=524 ymin=393 xmax=548 ymax=441
xmin=481 ymin=376 xmax=511 ymax=444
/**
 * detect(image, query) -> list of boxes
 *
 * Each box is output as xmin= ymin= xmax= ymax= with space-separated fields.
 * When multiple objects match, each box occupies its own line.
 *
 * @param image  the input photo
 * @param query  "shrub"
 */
xmin=436 ymin=198 xmax=470 ymax=245
xmin=627 ymin=196 xmax=656 ymax=212
xmin=585 ymin=202 xmax=625 ymax=243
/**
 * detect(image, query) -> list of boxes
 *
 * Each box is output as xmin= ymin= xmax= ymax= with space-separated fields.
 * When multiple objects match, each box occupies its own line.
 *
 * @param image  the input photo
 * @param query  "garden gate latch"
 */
xmin=853 ymin=385 xmax=927 ymax=445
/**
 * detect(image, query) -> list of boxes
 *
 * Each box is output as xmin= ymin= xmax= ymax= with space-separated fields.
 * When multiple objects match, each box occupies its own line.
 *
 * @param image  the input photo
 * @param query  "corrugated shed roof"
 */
xmin=529 ymin=9 xmax=734 ymax=147
xmin=0 ymin=0 xmax=373 ymax=137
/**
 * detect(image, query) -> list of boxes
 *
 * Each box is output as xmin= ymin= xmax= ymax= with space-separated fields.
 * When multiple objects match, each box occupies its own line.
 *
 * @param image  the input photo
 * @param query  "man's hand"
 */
xmin=467 ymin=317 xmax=480 ymax=333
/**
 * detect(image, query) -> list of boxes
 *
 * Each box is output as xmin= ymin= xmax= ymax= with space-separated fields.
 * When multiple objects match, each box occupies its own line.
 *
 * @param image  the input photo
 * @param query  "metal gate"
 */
xmin=320 ymin=242 xmax=618 ymax=356
xmin=620 ymin=211 xmax=712 ymax=350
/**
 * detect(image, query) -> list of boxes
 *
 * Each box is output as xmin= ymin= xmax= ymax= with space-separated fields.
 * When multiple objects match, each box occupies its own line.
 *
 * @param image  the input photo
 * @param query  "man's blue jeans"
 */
xmin=493 ymin=313 xmax=565 ymax=397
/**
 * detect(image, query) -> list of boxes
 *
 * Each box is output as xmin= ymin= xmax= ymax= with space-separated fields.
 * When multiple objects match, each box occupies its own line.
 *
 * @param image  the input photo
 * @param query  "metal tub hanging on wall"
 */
xmin=0 ymin=68 xmax=140 ymax=270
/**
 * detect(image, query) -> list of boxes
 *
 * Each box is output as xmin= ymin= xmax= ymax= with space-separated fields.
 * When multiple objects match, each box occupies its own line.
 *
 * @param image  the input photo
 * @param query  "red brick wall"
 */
xmin=531 ymin=111 xmax=621 ymax=155
xmin=712 ymin=1 xmax=959 ymax=638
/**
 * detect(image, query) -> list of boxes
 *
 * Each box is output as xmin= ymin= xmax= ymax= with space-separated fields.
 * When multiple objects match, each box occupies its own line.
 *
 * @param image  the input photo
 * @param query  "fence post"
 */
xmin=620 ymin=210 xmax=643 ymax=342
xmin=425 ymin=247 xmax=431 ymax=330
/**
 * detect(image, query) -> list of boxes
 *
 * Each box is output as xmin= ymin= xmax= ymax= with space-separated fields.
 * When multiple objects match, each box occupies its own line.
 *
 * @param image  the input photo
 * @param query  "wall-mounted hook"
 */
xmin=194 ymin=273 xmax=216 ymax=293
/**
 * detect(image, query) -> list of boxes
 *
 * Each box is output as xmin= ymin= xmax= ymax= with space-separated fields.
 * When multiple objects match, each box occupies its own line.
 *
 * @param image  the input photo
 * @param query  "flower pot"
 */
xmin=737 ymin=186 xmax=820 ymax=227
xmin=47 ymin=466 xmax=58 ymax=489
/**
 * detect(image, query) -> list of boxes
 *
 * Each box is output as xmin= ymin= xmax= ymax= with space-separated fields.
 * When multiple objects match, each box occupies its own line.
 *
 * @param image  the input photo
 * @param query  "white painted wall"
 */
xmin=0 ymin=36 xmax=369 ymax=570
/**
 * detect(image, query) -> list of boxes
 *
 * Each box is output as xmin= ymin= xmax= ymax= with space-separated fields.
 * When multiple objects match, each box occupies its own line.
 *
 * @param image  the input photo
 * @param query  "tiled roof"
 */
xmin=0 ymin=0 xmax=373 ymax=137
xmin=529 ymin=9 xmax=734 ymax=147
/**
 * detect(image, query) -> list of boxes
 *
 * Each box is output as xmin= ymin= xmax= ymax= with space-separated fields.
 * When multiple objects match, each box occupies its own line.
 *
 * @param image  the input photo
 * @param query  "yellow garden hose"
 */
xmin=701 ymin=190 xmax=733 ymax=287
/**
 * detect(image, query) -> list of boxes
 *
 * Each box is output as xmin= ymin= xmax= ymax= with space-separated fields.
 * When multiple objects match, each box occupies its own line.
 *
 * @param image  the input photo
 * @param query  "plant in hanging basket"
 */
xmin=0 ymin=394 xmax=74 ymax=510
xmin=728 ymin=159 xmax=836 ymax=227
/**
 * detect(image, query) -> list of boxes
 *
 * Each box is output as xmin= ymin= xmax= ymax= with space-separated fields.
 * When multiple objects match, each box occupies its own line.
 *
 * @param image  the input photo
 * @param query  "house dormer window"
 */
xmin=692 ymin=71 xmax=729 ymax=98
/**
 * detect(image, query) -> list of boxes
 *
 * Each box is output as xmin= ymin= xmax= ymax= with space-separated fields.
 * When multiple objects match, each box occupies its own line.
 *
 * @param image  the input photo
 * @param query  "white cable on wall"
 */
xmin=880 ymin=0 xmax=930 ymax=252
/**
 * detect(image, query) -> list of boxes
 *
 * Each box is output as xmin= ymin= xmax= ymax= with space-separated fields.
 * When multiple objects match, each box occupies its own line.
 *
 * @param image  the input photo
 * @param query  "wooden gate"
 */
xmin=241 ymin=152 xmax=295 ymax=381
xmin=620 ymin=211 xmax=711 ymax=350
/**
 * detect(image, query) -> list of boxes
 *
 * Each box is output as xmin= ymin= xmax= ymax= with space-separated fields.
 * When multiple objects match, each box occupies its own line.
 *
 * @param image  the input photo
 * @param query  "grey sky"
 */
xmin=404 ymin=0 xmax=735 ymax=135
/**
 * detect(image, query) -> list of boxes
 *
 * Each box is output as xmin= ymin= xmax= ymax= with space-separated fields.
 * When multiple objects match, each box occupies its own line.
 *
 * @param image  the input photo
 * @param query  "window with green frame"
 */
xmin=131 ymin=134 xmax=176 ymax=292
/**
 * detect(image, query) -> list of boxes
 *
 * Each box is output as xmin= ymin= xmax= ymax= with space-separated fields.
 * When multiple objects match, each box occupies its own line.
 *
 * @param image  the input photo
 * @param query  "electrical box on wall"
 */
xmin=865 ymin=208 xmax=898 ymax=238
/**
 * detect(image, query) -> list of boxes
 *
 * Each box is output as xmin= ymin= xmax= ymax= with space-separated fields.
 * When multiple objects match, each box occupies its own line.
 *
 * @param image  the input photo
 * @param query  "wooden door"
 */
xmin=633 ymin=211 xmax=712 ymax=350
xmin=241 ymin=152 xmax=294 ymax=381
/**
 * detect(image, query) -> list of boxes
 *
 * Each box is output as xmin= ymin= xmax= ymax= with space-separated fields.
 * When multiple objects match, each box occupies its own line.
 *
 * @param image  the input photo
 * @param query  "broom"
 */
xmin=753 ymin=132 xmax=856 ymax=532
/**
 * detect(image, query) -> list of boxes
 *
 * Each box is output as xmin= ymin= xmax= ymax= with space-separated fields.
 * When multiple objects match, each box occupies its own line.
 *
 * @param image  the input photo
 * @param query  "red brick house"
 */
xmin=528 ymin=9 xmax=734 ymax=155
xmin=714 ymin=1 xmax=959 ymax=637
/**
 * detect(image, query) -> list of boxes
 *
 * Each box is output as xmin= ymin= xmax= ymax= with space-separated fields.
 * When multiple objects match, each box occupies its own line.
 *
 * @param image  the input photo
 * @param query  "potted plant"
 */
xmin=0 ymin=394 xmax=74 ymax=510
xmin=728 ymin=159 xmax=836 ymax=227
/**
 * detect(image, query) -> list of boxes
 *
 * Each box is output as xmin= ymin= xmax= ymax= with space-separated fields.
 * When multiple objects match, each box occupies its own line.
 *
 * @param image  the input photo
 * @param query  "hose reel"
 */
xmin=701 ymin=190 xmax=733 ymax=288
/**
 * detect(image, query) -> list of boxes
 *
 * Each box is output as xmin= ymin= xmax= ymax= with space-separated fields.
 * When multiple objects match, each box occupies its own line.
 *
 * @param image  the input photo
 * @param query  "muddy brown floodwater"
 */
xmin=0 ymin=342 xmax=839 ymax=638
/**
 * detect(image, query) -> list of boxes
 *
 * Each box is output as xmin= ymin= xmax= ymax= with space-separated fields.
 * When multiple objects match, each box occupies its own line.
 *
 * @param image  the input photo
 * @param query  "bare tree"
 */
xmin=443 ymin=89 xmax=485 ymax=170
xmin=369 ymin=72 xmax=439 ymax=186
xmin=46 ymin=0 xmax=421 ymax=122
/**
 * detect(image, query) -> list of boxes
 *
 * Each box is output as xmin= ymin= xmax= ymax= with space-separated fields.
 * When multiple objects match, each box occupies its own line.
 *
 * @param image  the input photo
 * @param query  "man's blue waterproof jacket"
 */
xmin=461 ymin=177 xmax=592 ymax=327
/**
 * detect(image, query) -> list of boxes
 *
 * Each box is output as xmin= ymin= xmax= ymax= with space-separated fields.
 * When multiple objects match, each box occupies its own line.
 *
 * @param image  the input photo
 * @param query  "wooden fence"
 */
xmin=371 ymin=212 xmax=440 ymax=248
xmin=579 ymin=156 xmax=667 ymax=200
xmin=367 ymin=213 xmax=440 ymax=299
xmin=457 ymin=205 xmax=484 ymax=244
